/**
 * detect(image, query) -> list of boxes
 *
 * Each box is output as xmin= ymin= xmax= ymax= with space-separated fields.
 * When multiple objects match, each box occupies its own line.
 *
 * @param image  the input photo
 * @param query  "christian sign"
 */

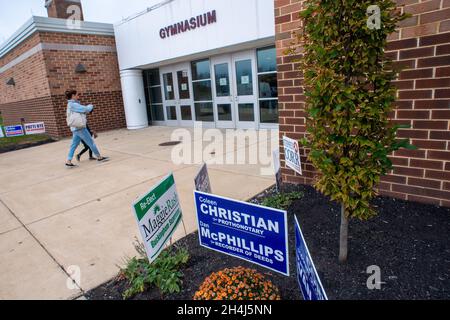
xmin=195 ymin=191 xmax=289 ymax=276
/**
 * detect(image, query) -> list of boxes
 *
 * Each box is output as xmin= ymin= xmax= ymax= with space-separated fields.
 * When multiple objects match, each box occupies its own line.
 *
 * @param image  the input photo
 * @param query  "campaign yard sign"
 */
xmin=195 ymin=163 xmax=212 ymax=193
xmin=25 ymin=122 xmax=46 ymax=135
xmin=194 ymin=191 xmax=289 ymax=276
xmin=273 ymin=149 xmax=282 ymax=192
xmin=132 ymin=174 xmax=183 ymax=264
xmin=5 ymin=125 xmax=24 ymax=137
xmin=295 ymin=215 xmax=328 ymax=300
xmin=283 ymin=136 xmax=302 ymax=175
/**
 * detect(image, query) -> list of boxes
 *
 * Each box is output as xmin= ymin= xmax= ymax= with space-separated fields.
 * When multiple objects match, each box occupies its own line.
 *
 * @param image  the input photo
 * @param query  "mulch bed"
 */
xmin=86 ymin=184 xmax=450 ymax=300
xmin=0 ymin=138 xmax=56 ymax=154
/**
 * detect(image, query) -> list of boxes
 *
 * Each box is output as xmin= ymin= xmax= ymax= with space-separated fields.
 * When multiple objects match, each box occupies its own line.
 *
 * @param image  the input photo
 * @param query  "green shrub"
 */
xmin=261 ymin=191 xmax=303 ymax=210
xmin=119 ymin=239 xmax=189 ymax=299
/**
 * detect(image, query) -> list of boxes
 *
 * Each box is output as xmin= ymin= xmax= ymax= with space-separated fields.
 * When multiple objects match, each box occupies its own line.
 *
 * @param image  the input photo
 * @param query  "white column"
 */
xmin=120 ymin=69 xmax=149 ymax=130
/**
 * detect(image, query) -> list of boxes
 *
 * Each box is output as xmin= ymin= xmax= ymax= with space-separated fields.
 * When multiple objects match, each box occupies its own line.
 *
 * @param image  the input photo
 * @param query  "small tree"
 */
xmin=294 ymin=0 xmax=414 ymax=262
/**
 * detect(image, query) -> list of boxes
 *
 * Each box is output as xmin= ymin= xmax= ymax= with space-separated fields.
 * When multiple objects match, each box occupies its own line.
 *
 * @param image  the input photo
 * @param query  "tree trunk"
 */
xmin=339 ymin=203 xmax=349 ymax=263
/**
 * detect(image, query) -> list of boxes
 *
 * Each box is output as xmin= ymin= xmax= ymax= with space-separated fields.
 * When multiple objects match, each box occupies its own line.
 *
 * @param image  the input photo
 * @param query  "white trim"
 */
xmin=0 ymin=42 xmax=116 ymax=74
xmin=0 ymin=16 xmax=114 ymax=59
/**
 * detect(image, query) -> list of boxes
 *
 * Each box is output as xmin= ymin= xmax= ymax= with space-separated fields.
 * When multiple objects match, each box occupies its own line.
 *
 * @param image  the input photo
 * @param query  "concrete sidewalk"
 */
xmin=0 ymin=126 xmax=278 ymax=300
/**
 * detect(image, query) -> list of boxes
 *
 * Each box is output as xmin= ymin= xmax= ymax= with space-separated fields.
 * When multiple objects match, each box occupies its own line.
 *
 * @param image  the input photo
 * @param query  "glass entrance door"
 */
xmin=161 ymin=66 xmax=178 ymax=127
xmin=175 ymin=63 xmax=194 ymax=127
xmin=232 ymin=51 xmax=258 ymax=129
xmin=160 ymin=63 xmax=194 ymax=127
xmin=212 ymin=55 xmax=235 ymax=129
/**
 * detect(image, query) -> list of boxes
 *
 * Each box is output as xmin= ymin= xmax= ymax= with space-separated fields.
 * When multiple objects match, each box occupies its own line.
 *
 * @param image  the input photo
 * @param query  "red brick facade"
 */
xmin=0 ymin=25 xmax=125 ymax=138
xmin=275 ymin=0 xmax=450 ymax=207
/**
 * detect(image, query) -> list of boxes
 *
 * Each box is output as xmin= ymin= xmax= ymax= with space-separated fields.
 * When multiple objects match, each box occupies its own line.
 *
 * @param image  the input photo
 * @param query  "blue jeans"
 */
xmin=68 ymin=128 xmax=100 ymax=161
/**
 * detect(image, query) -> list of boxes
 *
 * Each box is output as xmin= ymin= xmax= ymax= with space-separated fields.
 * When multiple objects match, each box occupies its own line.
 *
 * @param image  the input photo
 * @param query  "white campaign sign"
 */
xmin=24 ymin=122 xmax=46 ymax=135
xmin=0 ymin=127 xmax=4 ymax=138
xmin=283 ymin=136 xmax=302 ymax=175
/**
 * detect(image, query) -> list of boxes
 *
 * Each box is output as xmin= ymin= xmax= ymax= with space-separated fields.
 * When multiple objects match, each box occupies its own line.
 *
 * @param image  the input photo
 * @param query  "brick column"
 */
xmin=275 ymin=0 xmax=450 ymax=207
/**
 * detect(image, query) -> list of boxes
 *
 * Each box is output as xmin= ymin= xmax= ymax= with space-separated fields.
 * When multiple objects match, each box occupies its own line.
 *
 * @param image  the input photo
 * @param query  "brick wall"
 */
xmin=0 ymin=34 xmax=52 ymax=104
xmin=0 ymin=29 xmax=126 ymax=138
xmin=275 ymin=0 xmax=450 ymax=207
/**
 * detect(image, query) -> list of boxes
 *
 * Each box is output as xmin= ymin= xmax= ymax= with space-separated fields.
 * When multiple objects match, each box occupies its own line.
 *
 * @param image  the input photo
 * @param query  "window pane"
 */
xmin=193 ymin=80 xmax=212 ymax=101
xmin=195 ymin=102 xmax=214 ymax=122
xmin=163 ymin=73 xmax=175 ymax=100
xmin=217 ymin=104 xmax=232 ymax=121
xmin=260 ymin=100 xmax=279 ymax=124
xmin=152 ymin=105 xmax=165 ymax=121
xmin=166 ymin=105 xmax=177 ymax=120
xmin=258 ymin=73 xmax=278 ymax=99
xmin=235 ymin=59 xmax=253 ymax=96
xmin=238 ymin=103 xmax=254 ymax=122
xmin=177 ymin=70 xmax=190 ymax=99
xmin=191 ymin=59 xmax=211 ymax=80
xmin=181 ymin=105 xmax=192 ymax=121
xmin=257 ymin=47 xmax=277 ymax=73
xmin=146 ymin=69 xmax=161 ymax=86
xmin=150 ymin=86 xmax=162 ymax=104
xmin=214 ymin=63 xmax=230 ymax=97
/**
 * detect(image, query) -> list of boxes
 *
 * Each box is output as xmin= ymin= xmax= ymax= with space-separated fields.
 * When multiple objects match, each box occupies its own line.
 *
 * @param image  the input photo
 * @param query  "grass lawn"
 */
xmin=0 ymin=116 xmax=52 ymax=150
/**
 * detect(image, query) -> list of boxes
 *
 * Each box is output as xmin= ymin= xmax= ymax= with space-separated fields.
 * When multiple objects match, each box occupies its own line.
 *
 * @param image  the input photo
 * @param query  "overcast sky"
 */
xmin=0 ymin=0 xmax=161 ymax=44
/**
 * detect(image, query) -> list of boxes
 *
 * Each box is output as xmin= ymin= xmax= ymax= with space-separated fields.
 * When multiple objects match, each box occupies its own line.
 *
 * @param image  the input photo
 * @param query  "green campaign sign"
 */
xmin=132 ymin=173 xmax=183 ymax=263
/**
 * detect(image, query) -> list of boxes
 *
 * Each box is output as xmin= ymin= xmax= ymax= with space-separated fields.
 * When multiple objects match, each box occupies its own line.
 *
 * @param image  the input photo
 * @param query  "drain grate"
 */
xmin=159 ymin=141 xmax=181 ymax=147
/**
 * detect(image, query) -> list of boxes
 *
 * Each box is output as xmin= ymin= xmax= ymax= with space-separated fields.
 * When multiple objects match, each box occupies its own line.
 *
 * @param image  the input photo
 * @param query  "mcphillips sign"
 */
xmin=194 ymin=191 xmax=289 ymax=276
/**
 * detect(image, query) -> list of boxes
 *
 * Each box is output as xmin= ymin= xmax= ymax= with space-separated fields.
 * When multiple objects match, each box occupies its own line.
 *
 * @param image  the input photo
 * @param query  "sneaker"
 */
xmin=76 ymin=154 xmax=81 ymax=162
xmin=97 ymin=157 xmax=110 ymax=163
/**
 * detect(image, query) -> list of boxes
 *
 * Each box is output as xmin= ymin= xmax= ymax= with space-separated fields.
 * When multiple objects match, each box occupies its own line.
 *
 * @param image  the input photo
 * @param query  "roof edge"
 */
xmin=0 ymin=16 xmax=115 ymax=59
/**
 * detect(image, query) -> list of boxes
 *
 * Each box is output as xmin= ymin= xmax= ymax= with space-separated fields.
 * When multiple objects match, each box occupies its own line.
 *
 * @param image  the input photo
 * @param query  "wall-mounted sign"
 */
xmin=195 ymin=191 xmax=290 ymax=276
xmin=295 ymin=215 xmax=328 ymax=300
xmin=283 ymin=136 xmax=302 ymax=175
xmin=5 ymin=125 xmax=24 ymax=137
xmin=181 ymin=83 xmax=188 ymax=91
xmin=195 ymin=163 xmax=212 ymax=194
xmin=24 ymin=122 xmax=46 ymax=135
xmin=167 ymin=85 xmax=172 ymax=93
xmin=160 ymin=10 xmax=217 ymax=39
xmin=220 ymin=78 xmax=228 ymax=86
xmin=0 ymin=126 xmax=4 ymax=138
xmin=132 ymin=174 xmax=183 ymax=264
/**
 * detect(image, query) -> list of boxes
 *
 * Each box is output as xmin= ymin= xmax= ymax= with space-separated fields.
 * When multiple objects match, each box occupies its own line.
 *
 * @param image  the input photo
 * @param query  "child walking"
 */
xmin=76 ymin=124 xmax=98 ymax=162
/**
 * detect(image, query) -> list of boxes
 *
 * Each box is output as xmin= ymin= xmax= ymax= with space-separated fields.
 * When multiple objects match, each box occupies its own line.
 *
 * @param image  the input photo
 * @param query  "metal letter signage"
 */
xmin=195 ymin=191 xmax=289 ymax=276
xmin=160 ymin=10 xmax=217 ymax=39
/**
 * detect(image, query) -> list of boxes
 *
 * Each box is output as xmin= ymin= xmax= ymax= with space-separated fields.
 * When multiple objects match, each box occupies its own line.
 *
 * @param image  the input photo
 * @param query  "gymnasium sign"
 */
xmin=160 ymin=10 xmax=217 ymax=39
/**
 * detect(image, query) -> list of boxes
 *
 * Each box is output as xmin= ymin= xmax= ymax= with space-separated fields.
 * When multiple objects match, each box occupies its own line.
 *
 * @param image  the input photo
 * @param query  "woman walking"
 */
xmin=65 ymin=90 xmax=109 ymax=167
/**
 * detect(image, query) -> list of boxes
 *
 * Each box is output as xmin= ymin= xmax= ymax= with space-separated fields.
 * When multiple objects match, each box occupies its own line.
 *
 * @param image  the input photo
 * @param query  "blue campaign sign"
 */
xmin=295 ymin=215 xmax=328 ymax=300
xmin=5 ymin=125 xmax=24 ymax=137
xmin=194 ymin=191 xmax=289 ymax=276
